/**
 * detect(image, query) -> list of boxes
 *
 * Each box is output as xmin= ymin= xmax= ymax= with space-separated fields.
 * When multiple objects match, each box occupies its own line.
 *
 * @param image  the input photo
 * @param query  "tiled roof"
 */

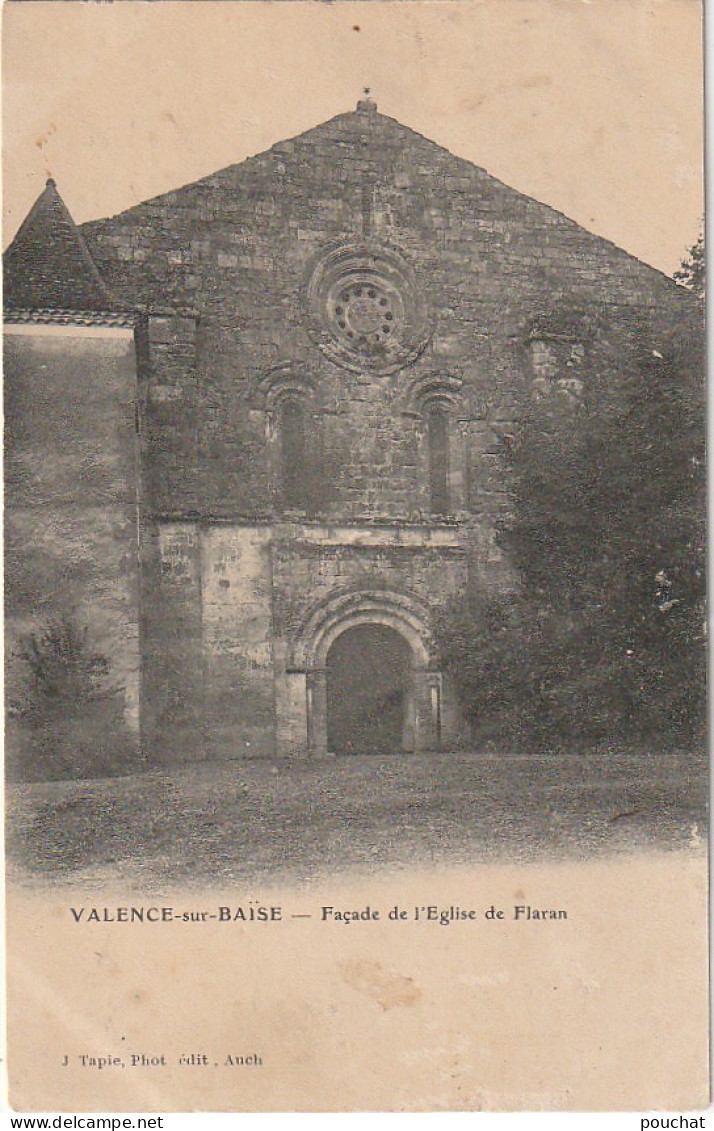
xmin=3 ymin=307 xmax=136 ymax=328
xmin=3 ymin=178 xmax=122 ymax=312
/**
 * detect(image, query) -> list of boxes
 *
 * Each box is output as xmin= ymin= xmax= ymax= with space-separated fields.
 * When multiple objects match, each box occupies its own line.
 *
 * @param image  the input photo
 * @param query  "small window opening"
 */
xmin=281 ymin=398 xmax=308 ymax=509
xmin=427 ymin=402 xmax=450 ymax=515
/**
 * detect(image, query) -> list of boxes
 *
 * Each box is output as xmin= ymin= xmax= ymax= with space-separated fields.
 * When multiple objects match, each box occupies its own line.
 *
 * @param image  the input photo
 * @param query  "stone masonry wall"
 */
xmin=270 ymin=524 xmax=468 ymax=640
xmin=82 ymin=104 xmax=697 ymax=525
xmin=146 ymin=519 xmax=483 ymax=760
xmin=4 ymin=326 xmax=141 ymax=750
xmin=74 ymin=105 xmax=698 ymax=760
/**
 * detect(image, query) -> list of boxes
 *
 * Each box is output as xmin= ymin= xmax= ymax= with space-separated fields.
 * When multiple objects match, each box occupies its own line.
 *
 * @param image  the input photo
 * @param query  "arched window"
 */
xmin=404 ymin=372 xmax=461 ymax=518
xmin=280 ymin=397 xmax=308 ymax=509
xmin=427 ymin=401 xmax=450 ymax=515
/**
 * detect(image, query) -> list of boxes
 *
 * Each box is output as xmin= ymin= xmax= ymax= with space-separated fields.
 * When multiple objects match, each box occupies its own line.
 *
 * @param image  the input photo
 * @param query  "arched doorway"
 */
xmin=279 ymin=586 xmax=449 ymax=757
xmin=326 ymin=624 xmax=412 ymax=755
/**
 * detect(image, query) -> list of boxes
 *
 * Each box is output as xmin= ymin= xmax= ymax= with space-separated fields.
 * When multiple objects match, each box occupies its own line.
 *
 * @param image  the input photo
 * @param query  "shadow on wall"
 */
xmin=6 ymin=615 xmax=139 ymax=782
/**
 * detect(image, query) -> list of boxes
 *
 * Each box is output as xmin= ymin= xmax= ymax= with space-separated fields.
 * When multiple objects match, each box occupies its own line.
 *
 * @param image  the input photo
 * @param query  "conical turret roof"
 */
xmin=4 ymin=178 xmax=118 ymax=311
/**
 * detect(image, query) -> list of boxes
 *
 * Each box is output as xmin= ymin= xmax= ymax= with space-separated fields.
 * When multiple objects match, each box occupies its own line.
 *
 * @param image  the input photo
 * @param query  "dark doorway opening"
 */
xmin=326 ymin=624 xmax=412 ymax=755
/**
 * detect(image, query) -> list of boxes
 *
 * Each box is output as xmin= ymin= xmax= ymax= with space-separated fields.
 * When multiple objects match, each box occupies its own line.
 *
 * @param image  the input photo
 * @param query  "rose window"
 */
xmin=328 ymin=281 xmax=403 ymax=351
xmin=306 ymin=241 xmax=429 ymax=374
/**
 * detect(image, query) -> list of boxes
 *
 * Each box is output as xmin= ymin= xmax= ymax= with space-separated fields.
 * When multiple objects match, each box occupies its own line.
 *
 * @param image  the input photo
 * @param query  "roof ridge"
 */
xmin=3 ymin=307 xmax=136 ymax=328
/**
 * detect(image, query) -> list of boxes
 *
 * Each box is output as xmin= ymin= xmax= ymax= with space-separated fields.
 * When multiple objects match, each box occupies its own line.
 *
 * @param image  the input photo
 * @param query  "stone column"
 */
xmin=402 ymin=682 xmax=417 ymax=752
xmin=308 ymin=669 xmax=329 ymax=757
xmin=413 ymin=668 xmax=442 ymax=752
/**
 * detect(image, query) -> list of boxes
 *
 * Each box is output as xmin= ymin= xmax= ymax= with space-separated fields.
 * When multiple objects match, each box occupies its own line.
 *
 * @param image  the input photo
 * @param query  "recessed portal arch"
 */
xmin=282 ymin=587 xmax=445 ymax=757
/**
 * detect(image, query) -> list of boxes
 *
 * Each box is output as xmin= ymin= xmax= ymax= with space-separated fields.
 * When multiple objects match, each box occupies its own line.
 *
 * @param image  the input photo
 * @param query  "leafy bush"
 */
xmin=18 ymin=620 xmax=110 ymax=716
xmin=8 ymin=616 xmax=139 ymax=782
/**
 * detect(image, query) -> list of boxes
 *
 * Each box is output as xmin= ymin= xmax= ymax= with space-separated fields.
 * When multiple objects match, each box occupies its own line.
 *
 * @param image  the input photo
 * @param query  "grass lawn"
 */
xmin=6 ymin=750 xmax=707 ymax=891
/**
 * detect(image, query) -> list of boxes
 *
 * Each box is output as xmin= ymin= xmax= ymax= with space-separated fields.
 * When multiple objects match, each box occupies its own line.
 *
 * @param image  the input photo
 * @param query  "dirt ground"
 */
xmin=5 ymin=750 xmax=707 ymax=891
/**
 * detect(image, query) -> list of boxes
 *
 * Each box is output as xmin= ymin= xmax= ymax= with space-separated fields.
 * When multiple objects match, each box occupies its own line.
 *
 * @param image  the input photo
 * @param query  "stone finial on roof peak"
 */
xmin=357 ymin=89 xmax=377 ymax=113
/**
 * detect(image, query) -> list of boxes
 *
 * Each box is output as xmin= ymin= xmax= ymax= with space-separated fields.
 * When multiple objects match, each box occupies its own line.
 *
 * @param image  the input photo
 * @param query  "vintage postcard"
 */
xmin=3 ymin=0 xmax=708 ymax=1113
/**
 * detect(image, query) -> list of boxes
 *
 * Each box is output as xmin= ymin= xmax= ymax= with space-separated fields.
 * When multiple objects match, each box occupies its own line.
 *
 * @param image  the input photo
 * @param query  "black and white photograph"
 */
xmin=2 ymin=0 xmax=708 ymax=1113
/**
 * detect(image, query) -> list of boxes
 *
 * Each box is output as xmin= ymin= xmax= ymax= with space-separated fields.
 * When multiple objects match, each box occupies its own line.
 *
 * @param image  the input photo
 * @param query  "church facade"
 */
xmin=4 ymin=99 xmax=695 ymax=765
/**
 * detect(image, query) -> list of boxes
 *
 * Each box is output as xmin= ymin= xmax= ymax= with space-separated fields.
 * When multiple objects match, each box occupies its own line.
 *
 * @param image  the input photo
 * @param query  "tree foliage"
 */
xmin=674 ymin=233 xmax=705 ymax=298
xmin=437 ymin=311 xmax=706 ymax=751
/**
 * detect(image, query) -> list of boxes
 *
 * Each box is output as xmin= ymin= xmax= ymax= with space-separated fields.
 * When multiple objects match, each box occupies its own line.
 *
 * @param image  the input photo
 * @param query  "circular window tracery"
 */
xmin=329 ymin=278 xmax=403 ymax=349
xmin=305 ymin=241 xmax=429 ymax=374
